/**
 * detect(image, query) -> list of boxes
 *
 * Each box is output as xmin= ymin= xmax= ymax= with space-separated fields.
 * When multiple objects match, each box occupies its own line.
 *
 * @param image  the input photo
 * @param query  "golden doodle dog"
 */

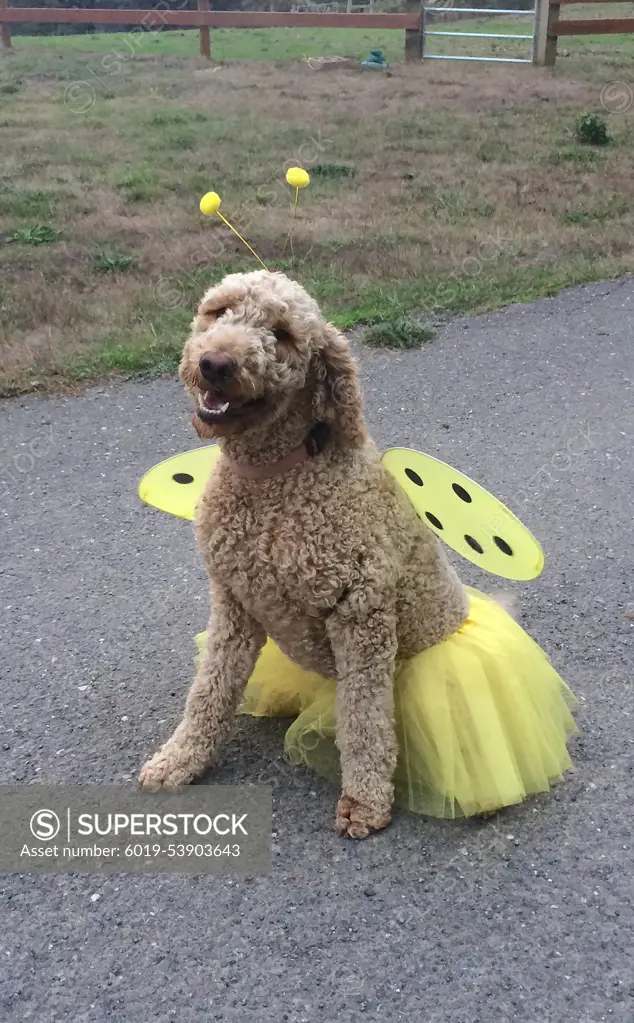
xmin=139 ymin=269 xmax=576 ymax=838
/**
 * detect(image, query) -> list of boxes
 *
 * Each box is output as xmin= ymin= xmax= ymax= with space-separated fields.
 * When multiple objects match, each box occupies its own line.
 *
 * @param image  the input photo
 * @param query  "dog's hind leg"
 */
xmin=326 ymin=599 xmax=398 ymax=839
xmin=139 ymin=585 xmax=265 ymax=790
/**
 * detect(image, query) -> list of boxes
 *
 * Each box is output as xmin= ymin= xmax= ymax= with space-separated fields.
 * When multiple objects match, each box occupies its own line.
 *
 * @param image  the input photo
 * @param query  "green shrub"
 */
xmin=575 ymin=113 xmax=610 ymax=146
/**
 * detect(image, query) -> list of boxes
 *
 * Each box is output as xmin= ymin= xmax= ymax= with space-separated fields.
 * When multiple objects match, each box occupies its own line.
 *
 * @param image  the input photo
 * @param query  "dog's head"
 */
xmin=179 ymin=270 xmax=366 ymax=447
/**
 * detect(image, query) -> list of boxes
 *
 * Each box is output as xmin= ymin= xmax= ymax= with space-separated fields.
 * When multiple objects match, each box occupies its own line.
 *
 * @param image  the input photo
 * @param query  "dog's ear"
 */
xmin=312 ymin=324 xmax=367 ymax=448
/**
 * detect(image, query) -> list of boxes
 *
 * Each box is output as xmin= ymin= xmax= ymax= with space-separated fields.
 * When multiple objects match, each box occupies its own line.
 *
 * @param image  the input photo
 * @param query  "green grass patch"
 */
xmin=91 ymin=250 xmax=137 ymax=273
xmin=300 ymin=255 xmax=627 ymax=330
xmin=364 ymin=317 xmax=435 ymax=350
xmin=113 ymin=166 xmax=163 ymax=203
xmin=433 ymin=191 xmax=496 ymax=222
xmin=0 ymin=187 xmax=57 ymax=218
xmin=68 ymin=337 xmax=181 ymax=381
xmin=7 ymin=225 xmax=61 ymax=245
xmin=55 ymin=257 xmax=625 ymax=391
xmin=550 ymin=146 xmax=600 ymax=166
xmin=20 ymin=27 xmax=407 ymax=63
xmin=147 ymin=110 xmax=203 ymax=127
xmin=11 ymin=15 xmax=634 ymax=63
xmin=564 ymin=195 xmax=631 ymax=225
xmin=65 ymin=305 xmax=192 ymax=382
xmin=150 ymin=129 xmax=198 ymax=152
xmin=477 ymin=139 xmax=515 ymax=164
xmin=311 ymin=163 xmax=356 ymax=179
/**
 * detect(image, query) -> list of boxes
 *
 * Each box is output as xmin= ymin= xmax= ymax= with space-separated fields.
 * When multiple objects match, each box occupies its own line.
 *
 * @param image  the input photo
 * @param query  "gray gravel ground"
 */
xmin=1 ymin=278 xmax=633 ymax=1023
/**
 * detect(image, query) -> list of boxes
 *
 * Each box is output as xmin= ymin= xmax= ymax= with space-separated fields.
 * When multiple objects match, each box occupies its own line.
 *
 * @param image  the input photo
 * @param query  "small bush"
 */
xmin=575 ymin=113 xmax=610 ymax=146
xmin=7 ymin=225 xmax=60 ymax=245
xmin=91 ymin=250 xmax=136 ymax=273
xmin=365 ymin=317 xmax=435 ymax=350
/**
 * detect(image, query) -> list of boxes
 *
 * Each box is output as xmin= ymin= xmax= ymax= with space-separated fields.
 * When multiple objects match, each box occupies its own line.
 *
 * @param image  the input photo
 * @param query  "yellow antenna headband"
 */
xmin=199 ymin=166 xmax=311 ymax=271
xmin=199 ymin=191 xmax=268 ymax=270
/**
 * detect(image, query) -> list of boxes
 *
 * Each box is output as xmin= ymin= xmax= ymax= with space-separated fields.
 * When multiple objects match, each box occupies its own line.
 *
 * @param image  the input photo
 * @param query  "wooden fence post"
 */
xmin=198 ymin=0 xmax=211 ymax=60
xmin=1 ymin=0 xmax=13 ymax=51
xmin=533 ymin=0 xmax=549 ymax=64
xmin=405 ymin=0 xmax=423 ymax=62
xmin=545 ymin=0 xmax=559 ymax=66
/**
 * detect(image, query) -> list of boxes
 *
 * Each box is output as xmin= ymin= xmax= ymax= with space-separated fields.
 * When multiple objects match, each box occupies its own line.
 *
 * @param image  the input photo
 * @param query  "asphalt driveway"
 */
xmin=1 ymin=278 xmax=632 ymax=1022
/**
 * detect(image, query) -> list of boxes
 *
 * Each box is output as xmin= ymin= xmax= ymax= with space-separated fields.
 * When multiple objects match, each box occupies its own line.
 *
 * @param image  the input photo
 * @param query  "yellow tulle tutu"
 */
xmin=196 ymin=588 xmax=578 ymax=818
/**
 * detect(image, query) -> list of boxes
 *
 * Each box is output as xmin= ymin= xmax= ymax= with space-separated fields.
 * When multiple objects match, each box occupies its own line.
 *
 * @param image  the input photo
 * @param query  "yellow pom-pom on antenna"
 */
xmin=198 ymin=189 xmax=268 ymax=270
xmin=199 ymin=191 xmax=221 ymax=216
xmin=286 ymin=167 xmax=310 ymax=189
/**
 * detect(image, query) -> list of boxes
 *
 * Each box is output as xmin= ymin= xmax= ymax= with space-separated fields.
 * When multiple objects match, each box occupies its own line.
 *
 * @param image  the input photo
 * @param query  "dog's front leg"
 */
xmin=326 ymin=602 xmax=398 ymax=839
xmin=139 ymin=585 xmax=265 ymax=790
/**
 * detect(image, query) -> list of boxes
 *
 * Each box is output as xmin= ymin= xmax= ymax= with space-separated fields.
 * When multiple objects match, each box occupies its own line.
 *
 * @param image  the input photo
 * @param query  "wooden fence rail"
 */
xmin=545 ymin=0 xmax=634 ymax=65
xmin=0 ymin=3 xmax=423 ymax=60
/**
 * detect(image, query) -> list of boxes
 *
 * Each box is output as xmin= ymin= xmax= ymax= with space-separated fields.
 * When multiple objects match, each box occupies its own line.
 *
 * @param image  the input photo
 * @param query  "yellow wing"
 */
xmin=138 ymin=445 xmax=222 ymax=521
xmin=382 ymin=448 xmax=544 ymax=581
xmin=138 ymin=443 xmax=544 ymax=580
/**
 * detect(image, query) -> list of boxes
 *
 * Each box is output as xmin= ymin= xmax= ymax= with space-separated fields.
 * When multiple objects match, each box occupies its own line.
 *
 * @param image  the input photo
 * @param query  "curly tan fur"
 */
xmin=139 ymin=270 xmax=469 ymax=837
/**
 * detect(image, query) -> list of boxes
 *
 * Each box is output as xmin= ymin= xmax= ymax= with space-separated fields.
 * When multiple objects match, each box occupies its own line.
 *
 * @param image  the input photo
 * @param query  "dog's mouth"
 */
xmin=195 ymin=389 xmax=265 ymax=425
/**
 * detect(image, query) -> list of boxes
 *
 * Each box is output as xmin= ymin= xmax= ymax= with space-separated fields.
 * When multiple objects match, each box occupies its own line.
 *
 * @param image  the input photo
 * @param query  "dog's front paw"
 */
xmin=335 ymin=794 xmax=391 ymax=839
xmin=139 ymin=741 xmax=204 ymax=790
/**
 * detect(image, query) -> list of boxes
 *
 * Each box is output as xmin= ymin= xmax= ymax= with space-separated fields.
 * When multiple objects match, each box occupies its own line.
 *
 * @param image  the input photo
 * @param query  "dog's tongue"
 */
xmin=203 ymin=391 xmax=231 ymax=413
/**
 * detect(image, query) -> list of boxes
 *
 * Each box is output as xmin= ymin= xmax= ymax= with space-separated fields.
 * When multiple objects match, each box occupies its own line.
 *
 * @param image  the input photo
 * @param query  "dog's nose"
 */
xmin=199 ymin=352 xmax=237 ymax=385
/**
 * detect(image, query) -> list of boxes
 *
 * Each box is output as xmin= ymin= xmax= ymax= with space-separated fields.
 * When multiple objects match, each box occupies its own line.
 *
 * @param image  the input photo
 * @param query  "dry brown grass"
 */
xmin=0 ymin=43 xmax=633 ymax=394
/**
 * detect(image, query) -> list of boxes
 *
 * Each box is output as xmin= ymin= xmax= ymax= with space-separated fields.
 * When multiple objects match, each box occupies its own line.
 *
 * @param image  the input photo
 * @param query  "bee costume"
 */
xmin=140 ymin=445 xmax=578 ymax=819
xmin=138 ymin=178 xmax=577 ymax=819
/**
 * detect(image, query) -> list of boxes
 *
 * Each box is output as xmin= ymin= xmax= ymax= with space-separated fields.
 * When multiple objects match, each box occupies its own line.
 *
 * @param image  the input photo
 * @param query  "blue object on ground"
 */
xmin=361 ymin=47 xmax=389 ymax=69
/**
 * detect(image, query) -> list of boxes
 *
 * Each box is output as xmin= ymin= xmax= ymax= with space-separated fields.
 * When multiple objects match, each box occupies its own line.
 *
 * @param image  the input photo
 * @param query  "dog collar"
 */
xmin=223 ymin=423 xmax=330 ymax=481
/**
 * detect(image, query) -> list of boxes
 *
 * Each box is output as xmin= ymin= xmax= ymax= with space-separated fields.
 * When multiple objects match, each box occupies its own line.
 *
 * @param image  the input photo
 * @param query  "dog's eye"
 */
xmin=273 ymin=327 xmax=293 ymax=345
xmin=214 ymin=307 xmax=228 ymax=319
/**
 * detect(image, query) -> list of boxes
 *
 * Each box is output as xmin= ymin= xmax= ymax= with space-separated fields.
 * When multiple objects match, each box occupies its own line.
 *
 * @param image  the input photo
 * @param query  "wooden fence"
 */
xmin=544 ymin=0 xmax=634 ymax=64
xmin=1 ymin=0 xmax=632 ymax=66
xmin=0 ymin=2 xmax=424 ymax=60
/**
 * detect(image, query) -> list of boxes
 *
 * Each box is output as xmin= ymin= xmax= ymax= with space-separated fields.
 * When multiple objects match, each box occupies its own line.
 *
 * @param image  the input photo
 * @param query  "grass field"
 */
xmin=1 ymin=19 xmax=633 ymax=394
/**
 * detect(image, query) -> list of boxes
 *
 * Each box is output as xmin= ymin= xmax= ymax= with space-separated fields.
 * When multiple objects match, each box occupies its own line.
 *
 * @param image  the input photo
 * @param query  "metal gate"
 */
xmin=422 ymin=3 xmax=537 ymax=63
